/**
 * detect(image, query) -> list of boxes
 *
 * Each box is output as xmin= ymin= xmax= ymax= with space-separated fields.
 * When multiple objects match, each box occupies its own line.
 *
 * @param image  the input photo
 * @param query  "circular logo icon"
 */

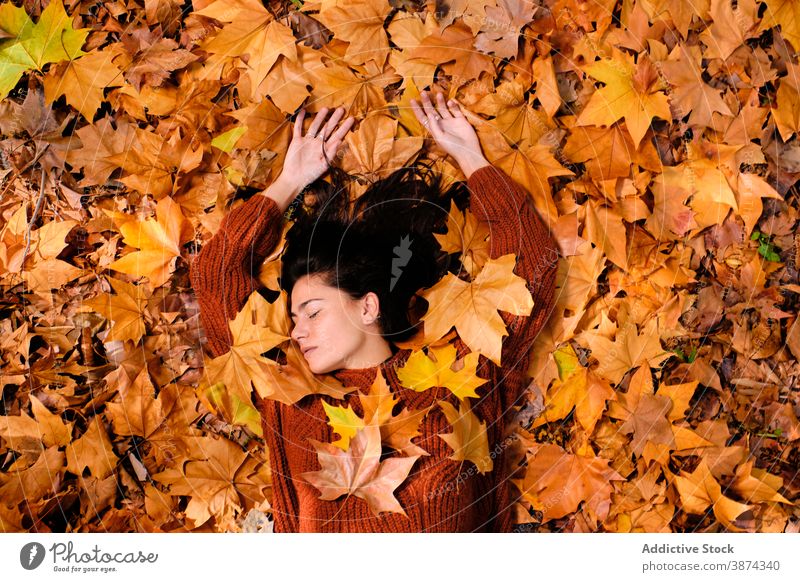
xmin=20 ymin=542 xmax=46 ymax=570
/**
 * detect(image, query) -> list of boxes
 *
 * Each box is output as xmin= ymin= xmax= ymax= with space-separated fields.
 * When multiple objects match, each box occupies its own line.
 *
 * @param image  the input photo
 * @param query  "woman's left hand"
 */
xmin=410 ymin=91 xmax=486 ymax=167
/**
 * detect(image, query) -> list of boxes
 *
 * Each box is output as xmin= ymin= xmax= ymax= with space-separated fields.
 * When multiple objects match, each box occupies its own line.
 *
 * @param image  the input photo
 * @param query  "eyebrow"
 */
xmin=289 ymin=298 xmax=324 ymax=318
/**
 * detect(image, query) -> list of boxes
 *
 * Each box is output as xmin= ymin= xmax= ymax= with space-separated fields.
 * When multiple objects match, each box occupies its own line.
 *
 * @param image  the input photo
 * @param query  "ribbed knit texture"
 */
xmin=190 ymin=164 xmax=559 ymax=532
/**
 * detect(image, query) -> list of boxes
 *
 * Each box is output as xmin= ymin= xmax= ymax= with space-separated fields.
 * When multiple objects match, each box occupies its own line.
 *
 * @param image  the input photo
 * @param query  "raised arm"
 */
xmin=466 ymin=163 xmax=559 ymax=378
xmin=190 ymin=192 xmax=288 ymax=358
xmin=410 ymin=91 xmax=559 ymax=410
xmin=191 ymin=106 xmax=356 ymax=358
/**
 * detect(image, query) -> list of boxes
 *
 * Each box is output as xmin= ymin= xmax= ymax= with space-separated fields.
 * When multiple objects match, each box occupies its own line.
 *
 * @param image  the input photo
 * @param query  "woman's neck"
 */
xmin=341 ymin=338 xmax=394 ymax=370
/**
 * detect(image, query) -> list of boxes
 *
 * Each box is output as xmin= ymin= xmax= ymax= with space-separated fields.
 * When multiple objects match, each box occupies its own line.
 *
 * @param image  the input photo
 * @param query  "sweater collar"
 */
xmin=331 ymin=346 xmax=410 ymax=392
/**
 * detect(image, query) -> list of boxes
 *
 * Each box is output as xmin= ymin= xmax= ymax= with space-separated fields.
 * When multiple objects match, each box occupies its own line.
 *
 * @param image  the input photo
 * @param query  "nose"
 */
xmin=290 ymin=320 xmax=305 ymax=343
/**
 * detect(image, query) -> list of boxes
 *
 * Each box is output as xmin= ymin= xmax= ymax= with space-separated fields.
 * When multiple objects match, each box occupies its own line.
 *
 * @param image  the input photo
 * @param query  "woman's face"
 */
xmin=289 ymin=274 xmax=382 ymax=374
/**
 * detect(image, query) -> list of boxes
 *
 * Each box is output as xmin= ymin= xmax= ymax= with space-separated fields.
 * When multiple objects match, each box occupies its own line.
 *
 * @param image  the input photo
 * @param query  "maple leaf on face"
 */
xmin=396 ymin=344 xmax=489 ymax=401
xmin=314 ymin=0 xmax=393 ymax=67
xmin=433 ymin=199 xmax=490 ymax=278
xmin=301 ymin=423 xmax=421 ymax=517
xmin=83 ymin=277 xmax=150 ymax=344
xmin=576 ymin=47 xmax=672 ymax=149
xmin=437 ymin=399 xmax=493 ymax=474
xmin=0 ymin=0 xmax=90 ymax=99
xmin=260 ymin=342 xmax=357 ymax=406
xmin=108 ymin=196 xmax=193 ymax=288
xmin=205 ymin=291 xmax=289 ymax=404
xmin=419 ymin=253 xmax=534 ymax=366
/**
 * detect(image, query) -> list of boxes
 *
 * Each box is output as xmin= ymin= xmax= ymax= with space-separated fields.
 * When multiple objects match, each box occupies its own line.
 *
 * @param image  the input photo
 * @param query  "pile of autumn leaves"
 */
xmin=1 ymin=0 xmax=800 ymax=532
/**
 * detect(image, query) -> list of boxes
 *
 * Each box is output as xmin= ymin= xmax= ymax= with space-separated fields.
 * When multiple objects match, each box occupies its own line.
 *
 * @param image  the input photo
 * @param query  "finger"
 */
xmin=321 ymin=107 xmax=345 ymax=140
xmin=329 ymin=115 xmax=356 ymax=143
xmin=435 ymin=92 xmax=454 ymax=119
xmin=447 ymin=98 xmax=465 ymax=117
xmin=420 ymin=91 xmax=439 ymax=119
xmin=307 ymin=107 xmax=330 ymax=137
xmin=410 ymin=99 xmax=427 ymax=125
xmin=293 ymin=108 xmax=306 ymax=139
xmin=419 ymin=92 xmax=441 ymax=132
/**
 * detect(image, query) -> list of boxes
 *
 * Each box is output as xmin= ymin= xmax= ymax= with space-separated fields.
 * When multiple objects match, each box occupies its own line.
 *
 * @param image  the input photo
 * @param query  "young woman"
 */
xmin=190 ymin=91 xmax=559 ymax=532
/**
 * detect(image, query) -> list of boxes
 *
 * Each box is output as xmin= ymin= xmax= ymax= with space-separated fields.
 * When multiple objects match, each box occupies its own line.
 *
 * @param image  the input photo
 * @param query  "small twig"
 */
xmin=21 ymin=170 xmax=47 ymax=271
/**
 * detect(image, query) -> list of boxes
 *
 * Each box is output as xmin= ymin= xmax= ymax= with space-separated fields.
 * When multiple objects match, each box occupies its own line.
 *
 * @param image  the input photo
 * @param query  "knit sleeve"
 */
xmin=189 ymin=193 xmax=285 ymax=358
xmin=467 ymin=164 xmax=559 ymax=407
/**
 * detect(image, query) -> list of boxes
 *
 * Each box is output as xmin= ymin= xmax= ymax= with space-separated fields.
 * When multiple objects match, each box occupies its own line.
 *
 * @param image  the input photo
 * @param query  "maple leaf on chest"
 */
xmin=437 ymin=399 xmax=493 ymax=474
xmin=322 ymin=372 xmax=430 ymax=457
xmin=418 ymin=253 xmax=534 ymax=366
xmin=300 ymin=423 xmax=421 ymax=517
xmin=396 ymin=343 xmax=489 ymax=401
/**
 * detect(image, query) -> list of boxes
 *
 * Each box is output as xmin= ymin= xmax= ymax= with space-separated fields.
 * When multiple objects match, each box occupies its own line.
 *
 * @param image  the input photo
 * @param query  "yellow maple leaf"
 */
xmin=396 ymin=344 xmax=489 ymax=401
xmin=321 ymin=400 xmax=364 ymax=451
xmin=437 ymin=399 xmax=493 ymax=474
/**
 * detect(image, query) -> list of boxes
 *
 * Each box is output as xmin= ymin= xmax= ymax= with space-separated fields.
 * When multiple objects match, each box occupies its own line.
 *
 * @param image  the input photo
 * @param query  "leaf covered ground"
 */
xmin=1 ymin=0 xmax=799 ymax=532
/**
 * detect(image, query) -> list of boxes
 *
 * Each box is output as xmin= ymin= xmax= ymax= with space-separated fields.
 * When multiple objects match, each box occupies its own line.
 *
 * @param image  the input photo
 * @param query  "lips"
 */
xmin=302 ymin=347 xmax=316 ymax=356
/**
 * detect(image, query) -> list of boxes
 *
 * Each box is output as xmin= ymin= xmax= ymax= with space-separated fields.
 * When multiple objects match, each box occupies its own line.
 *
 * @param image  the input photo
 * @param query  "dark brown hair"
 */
xmin=280 ymin=159 xmax=468 ymax=342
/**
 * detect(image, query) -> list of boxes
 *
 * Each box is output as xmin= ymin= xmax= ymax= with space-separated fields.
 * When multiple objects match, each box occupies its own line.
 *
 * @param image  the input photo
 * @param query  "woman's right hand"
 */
xmin=410 ymin=91 xmax=489 ymax=174
xmin=279 ymin=106 xmax=356 ymax=191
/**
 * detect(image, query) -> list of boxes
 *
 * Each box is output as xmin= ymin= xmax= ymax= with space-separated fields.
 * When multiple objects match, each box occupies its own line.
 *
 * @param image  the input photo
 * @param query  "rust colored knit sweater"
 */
xmin=190 ymin=163 xmax=558 ymax=532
